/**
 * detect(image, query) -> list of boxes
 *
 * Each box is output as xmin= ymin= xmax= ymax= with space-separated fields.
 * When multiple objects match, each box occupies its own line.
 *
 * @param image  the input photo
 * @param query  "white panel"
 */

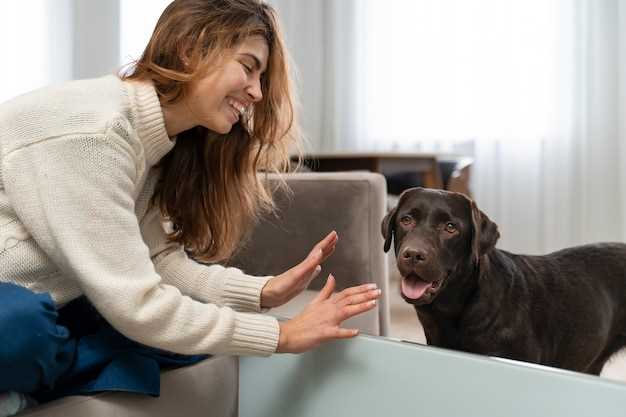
xmin=241 ymin=335 xmax=626 ymax=417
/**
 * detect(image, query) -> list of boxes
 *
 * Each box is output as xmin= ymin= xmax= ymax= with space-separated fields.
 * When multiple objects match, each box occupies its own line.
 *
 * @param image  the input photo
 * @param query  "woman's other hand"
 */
xmin=276 ymin=275 xmax=381 ymax=353
xmin=261 ymin=231 xmax=338 ymax=308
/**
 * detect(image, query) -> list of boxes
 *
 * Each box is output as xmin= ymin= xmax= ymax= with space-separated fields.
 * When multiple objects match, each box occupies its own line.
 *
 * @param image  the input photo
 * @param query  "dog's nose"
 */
xmin=401 ymin=247 xmax=428 ymax=264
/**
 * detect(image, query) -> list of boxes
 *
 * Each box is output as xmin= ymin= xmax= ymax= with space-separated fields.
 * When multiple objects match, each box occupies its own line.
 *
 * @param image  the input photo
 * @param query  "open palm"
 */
xmin=260 ymin=231 xmax=338 ymax=308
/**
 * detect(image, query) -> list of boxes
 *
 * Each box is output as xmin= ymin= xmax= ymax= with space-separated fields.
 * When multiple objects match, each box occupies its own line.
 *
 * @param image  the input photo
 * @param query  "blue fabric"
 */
xmin=0 ymin=283 xmax=207 ymax=403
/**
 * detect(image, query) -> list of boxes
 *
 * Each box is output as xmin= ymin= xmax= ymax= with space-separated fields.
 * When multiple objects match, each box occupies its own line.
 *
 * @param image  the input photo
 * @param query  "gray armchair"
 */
xmin=20 ymin=171 xmax=390 ymax=417
xmin=230 ymin=171 xmax=390 ymax=336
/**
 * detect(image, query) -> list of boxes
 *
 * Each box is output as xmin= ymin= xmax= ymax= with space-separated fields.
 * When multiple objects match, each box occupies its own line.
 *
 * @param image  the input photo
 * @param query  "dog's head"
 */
xmin=382 ymin=187 xmax=499 ymax=305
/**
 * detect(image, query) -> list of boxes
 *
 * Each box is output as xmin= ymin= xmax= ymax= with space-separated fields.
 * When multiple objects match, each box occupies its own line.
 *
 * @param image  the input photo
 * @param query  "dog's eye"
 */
xmin=445 ymin=222 xmax=457 ymax=233
xmin=400 ymin=215 xmax=414 ymax=225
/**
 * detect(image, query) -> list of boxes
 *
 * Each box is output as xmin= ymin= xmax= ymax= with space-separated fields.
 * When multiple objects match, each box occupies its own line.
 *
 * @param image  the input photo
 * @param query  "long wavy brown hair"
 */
xmin=121 ymin=0 xmax=300 ymax=262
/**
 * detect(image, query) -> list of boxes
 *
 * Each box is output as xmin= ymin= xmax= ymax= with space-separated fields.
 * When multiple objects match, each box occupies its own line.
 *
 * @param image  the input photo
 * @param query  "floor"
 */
xmin=386 ymin=262 xmax=626 ymax=384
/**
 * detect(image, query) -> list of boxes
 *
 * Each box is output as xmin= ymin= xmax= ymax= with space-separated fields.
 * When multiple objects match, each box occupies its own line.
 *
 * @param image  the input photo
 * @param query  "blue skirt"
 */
xmin=0 ymin=283 xmax=207 ymax=403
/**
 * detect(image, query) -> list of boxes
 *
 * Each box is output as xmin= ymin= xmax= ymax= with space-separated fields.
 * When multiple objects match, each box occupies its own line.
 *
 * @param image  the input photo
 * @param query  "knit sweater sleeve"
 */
xmin=2 ymin=127 xmax=279 ymax=356
xmin=141 ymin=206 xmax=273 ymax=312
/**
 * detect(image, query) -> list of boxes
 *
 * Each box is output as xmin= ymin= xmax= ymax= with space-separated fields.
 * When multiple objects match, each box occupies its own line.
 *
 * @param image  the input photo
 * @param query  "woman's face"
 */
xmin=186 ymin=36 xmax=269 ymax=134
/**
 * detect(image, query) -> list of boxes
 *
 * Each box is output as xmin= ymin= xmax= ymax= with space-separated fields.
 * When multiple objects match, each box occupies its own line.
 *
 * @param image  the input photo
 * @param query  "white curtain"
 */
xmin=0 ymin=0 xmax=120 ymax=104
xmin=472 ymin=0 xmax=626 ymax=253
xmin=273 ymin=0 xmax=626 ymax=254
xmin=268 ymin=0 xmax=366 ymax=152
xmin=0 ymin=0 xmax=73 ymax=103
xmin=119 ymin=0 xmax=172 ymax=66
xmin=3 ymin=1 xmax=624 ymax=254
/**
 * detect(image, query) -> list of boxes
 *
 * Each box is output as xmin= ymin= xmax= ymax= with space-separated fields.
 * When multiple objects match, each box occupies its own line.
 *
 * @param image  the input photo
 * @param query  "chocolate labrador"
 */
xmin=382 ymin=187 xmax=626 ymax=375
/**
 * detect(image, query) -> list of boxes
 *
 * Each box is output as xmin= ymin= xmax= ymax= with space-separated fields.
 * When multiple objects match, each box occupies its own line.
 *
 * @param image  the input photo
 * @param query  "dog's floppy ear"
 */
xmin=468 ymin=198 xmax=500 ymax=264
xmin=382 ymin=188 xmax=417 ymax=253
xmin=381 ymin=206 xmax=398 ymax=253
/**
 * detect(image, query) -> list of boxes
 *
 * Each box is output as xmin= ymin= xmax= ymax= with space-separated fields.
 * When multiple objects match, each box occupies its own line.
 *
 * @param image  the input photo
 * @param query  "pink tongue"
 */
xmin=401 ymin=277 xmax=431 ymax=299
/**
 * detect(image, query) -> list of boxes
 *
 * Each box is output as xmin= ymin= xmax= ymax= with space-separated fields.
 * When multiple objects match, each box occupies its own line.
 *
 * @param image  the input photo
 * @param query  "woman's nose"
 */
xmin=246 ymin=77 xmax=263 ymax=102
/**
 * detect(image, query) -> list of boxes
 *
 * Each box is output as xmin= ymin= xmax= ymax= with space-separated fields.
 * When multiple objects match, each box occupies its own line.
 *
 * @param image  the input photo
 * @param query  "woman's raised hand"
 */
xmin=260 ymin=231 xmax=338 ymax=309
xmin=276 ymin=274 xmax=381 ymax=353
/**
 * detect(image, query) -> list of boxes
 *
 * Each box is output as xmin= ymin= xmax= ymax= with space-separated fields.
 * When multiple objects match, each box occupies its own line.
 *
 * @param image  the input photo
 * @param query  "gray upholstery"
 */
xmin=231 ymin=172 xmax=390 ymax=336
xmin=20 ymin=356 xmax=238 ymax=417
xmin=19 ymin=171 xmax=390 ymax=417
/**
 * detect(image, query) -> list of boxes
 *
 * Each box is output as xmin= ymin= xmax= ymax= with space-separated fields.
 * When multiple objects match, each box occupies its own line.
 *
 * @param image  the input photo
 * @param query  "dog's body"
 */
xmin=382 ymin=187 xmax=626 ymax=374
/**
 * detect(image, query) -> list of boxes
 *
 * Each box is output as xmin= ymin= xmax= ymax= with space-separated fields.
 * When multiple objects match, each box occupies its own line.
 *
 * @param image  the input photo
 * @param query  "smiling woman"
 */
xmin=121 ymin=0 xmax=298 ymax=262
xmin=165 ymin=36 xmax=268 ymax=136
xmin=0 ymin=0 xmax=381 ymax=410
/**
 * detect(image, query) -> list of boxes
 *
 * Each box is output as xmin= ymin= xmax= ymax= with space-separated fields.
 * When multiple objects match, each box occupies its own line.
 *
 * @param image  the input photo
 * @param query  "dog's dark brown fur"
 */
xmin=382 ymin=187 xmax=626 ymax=374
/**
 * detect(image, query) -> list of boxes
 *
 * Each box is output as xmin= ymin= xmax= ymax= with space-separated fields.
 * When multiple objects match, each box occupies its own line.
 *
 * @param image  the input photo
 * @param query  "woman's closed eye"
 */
xmin=241 ymin=62 xmax=253 ymax=74
xmin=240 ymin=55 xmax=259 ymax=74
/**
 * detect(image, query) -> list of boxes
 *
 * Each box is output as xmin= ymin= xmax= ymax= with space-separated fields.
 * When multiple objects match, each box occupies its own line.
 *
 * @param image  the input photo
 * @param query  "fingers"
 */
xmin=290 ymin=249 xmax=323 ymax=279
xmin=292 ymin=231 xmax=339 ymax=278
xmin=282 ymin=275 xmax=378 ymax=352
xmin=303 ymin=231 xmax=337 ymax=269
xmin=306 ymin=248 xmax=324 ymax=267
xmin=340 ymin=299 xmax=378 ymax=322
xmin=311 ymin=231 xmax=337 ymax=254
xmin=319 ymin=232 xmax=338 ymax=261
xmin=337 ymin=288 xmax=381 ymax=308
xmin=310 ymin=265 xmax=322 ymax=281
xmin=333 ymin=328 xmax=359 ymax=339
xmin=312 ymin=274 xmax=336 ymax=304
xmin=313 ymin=231 xmax=338 ymax=262
xmin=331 ymin=282 xmax=379 ymax=303
xmin=318 ymin=230 xmax=338 ymax=249
xmin=320 ymin=243 xmax=336 ymax=262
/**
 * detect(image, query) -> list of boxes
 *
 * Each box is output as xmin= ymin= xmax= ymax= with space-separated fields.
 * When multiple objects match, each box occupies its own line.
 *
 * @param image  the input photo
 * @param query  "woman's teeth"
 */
xmin=228 ymin=99 xmax=246 ymax=115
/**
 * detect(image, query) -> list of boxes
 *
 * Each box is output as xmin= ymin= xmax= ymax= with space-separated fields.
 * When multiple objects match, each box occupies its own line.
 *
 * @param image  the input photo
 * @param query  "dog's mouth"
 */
xmin=401 ymin=272 xmax=442 ymax=302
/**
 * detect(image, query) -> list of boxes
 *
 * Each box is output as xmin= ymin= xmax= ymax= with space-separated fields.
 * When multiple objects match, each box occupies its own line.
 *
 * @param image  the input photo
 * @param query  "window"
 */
xmin=119 ymin=0 xmax=172 ymax=66
xmin=361 ymin=0 xmax=564 ymax=146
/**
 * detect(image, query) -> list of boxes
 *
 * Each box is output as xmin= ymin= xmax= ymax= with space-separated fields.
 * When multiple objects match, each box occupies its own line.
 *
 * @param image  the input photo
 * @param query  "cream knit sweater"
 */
xmin=0 ymin=75 xmax=279 ymax=356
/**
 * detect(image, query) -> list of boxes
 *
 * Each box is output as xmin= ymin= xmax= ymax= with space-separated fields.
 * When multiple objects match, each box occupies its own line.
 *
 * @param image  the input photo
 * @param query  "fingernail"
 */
xmin=371 ymin=300 xmax=377 ymax=306
xmin=367 ymin=284 xmax=377 ymax=290
xmin=377 ymin=289 xmax=382 ymax=296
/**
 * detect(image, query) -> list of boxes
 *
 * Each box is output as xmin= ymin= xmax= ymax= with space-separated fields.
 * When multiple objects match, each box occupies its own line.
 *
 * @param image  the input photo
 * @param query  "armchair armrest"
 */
xmin=229 ymin=172 xmax=390 ymax=336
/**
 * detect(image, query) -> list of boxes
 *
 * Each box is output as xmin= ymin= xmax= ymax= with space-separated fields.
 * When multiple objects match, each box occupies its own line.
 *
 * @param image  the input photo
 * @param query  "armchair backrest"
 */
xmin=229 ymin=172 xmax=390 ymax=336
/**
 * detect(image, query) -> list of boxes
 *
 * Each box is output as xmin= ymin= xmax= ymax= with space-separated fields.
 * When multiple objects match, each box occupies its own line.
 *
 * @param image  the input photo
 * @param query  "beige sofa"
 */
xmin=20 ymin=171 xmax=389 ymax=417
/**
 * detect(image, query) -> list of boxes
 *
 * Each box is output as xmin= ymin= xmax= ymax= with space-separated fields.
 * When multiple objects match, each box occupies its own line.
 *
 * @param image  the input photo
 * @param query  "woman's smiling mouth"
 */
xmin=227 ymin=97 xmax=247 ymax=115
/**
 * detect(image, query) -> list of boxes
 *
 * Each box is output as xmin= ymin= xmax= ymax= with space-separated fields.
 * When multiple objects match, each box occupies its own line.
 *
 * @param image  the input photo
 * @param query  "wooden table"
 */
xmin=294 ymin=152 xmax=473 ymax=193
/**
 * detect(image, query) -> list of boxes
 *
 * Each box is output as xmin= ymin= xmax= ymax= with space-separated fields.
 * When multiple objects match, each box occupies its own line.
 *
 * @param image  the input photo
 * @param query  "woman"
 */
xmin=0 ymin=0 xmax=380 ymax=413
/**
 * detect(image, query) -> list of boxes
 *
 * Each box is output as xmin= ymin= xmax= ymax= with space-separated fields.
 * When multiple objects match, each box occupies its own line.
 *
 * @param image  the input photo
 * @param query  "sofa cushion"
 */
xmin=20 ymin=356 xmax=238 ymax=417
